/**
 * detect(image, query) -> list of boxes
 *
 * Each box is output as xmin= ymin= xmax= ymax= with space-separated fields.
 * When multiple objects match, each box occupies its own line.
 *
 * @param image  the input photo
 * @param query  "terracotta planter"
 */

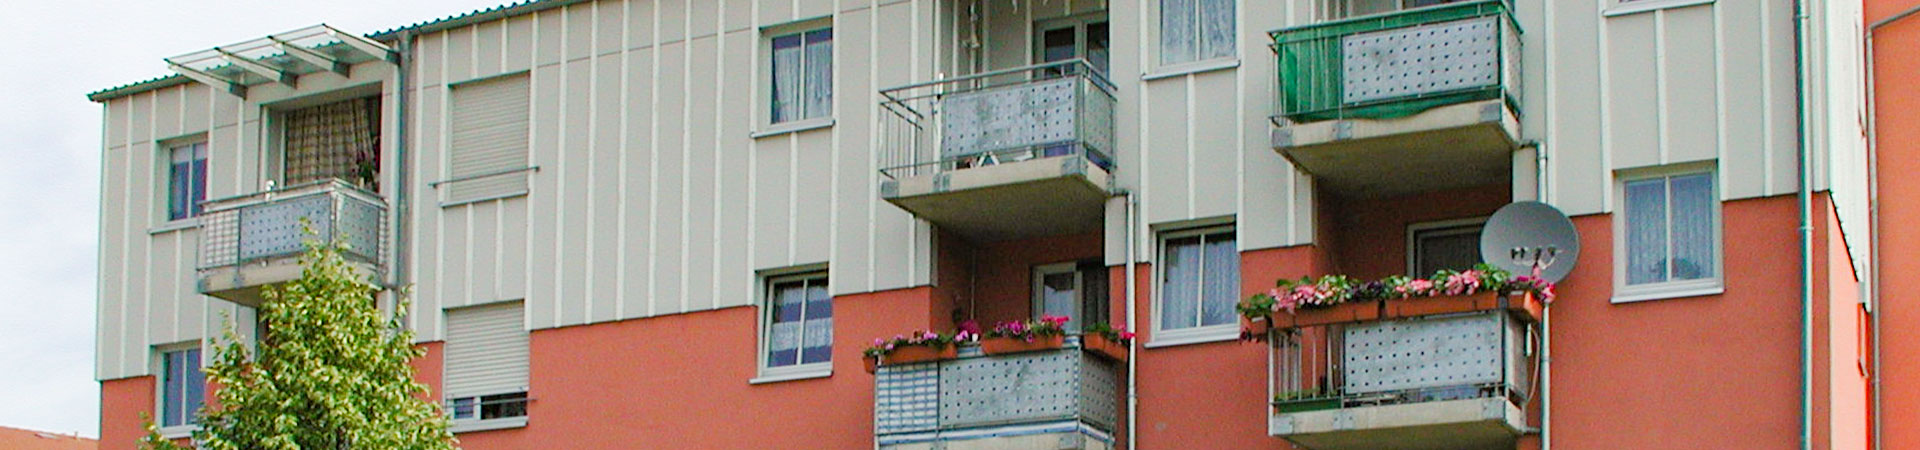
xmin=881 ymin=345 xmax=958 ymax=366
xmin=863 ymin=355 xmax=879 ymax=374
xmin=980 ymin=335 xmax=1066 ymax=355
xmin=1241 ymin=315 xmax=1273 ymax=337
xmin=1507 ymin=291 xmax=1546 ymax=323
xmin=1286 ymin=301 xmax=1382 ymax=328
xmin=1383 ymin=291 xmax=1502 ymax=319
xmin=1082 ymin=334 xmax=1130 ymax=362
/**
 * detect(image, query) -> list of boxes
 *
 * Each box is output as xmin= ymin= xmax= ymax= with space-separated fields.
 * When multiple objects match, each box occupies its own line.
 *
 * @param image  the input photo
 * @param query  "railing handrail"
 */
xmin=878 ymin=59 xmax=1117 ymax=104
xmin=201 ymin=178 xmax=385 ymax=212
xmin=1265 ymin=0 xmax=1518 ymax=44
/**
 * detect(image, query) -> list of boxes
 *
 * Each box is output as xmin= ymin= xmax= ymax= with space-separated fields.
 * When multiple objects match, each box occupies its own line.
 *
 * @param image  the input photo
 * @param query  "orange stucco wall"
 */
xmin=98 ymin=376 xmax=151 ymax=450
xmin=406 ymin=287 xmax=938 ymax=449
xmin=1549 ymin=197 xmax=1804 ymax=448
xmin=1870 ymin=1 xmax=1920 ymax=448
xmin=1325 ymin=184 xmax=1510 ymax=279
xmin=1816 ymin=195 xmax=1871 ymax=450
xmin=962 ymin=233 xmax=1104 ymax=325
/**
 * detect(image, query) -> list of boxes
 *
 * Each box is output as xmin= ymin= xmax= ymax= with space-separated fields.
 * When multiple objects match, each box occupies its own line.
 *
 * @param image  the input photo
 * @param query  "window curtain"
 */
xmin=1199 ymin=0 xmax=1236 ymax=60
xmin=803 ymin=29 xmax=833 ymax=121
xmin=1669 ymin=174 xmax=1715 ymax=280
xmin=771 ymin=35 xmax=803 ymax=123
xmin=1624 ymin=179 xmax=1669 ymax=285
xmin=801 ymin=281 xmax=833 ymax=365
xmin=768 ymin=278 xmax=832 ymax=367
xmin=1160 ymin=236 xmax=1202 ymax=329
xmin=1201 ymin=234 xmax=1239 ymax=326
xmin=167 ymin=143 xmax=207 ymax=221
xmin=1160 ymin=0 xmax=1197 ymax=64
xmin=283 ymin=97 xmax=379 ymax=188
xmin=161 ymin=349 xmax=202 ymax=427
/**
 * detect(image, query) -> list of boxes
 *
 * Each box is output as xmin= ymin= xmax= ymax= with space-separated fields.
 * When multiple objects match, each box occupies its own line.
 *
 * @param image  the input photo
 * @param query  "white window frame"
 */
xmin=1148 ymin=224 xmax=1240 ymax=348
xmin=1612 ymin=164 xmax=1724 ymax=303
xmin=154 ymin=137 xmax=209 ymax=232
xmin=1604 ymin=0 xmax=1715 ymax=17
xmin=1032 ymin=262 xmax=1084 ymax=331
xmin=1405 ymin=217 xmax=1488 ymax=276
xmin=755 ymin=18 xmax=835 ymax=137
xmin=753 ymin=270 xmax=833 ymax=384
xmin=1147 ymin=0 xmax=1240 ymax=77
xmin=1318 ymin=0 xmax=1479 ymax=20
xmin=153 ymin=342 xmax=204 ymax=439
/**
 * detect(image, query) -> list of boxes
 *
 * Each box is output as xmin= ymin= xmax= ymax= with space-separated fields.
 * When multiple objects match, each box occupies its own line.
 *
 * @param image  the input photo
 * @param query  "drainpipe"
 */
xmin=1865 ymin=6 xmax=1920 ymax=449
xmin=1792 ymin=0 xmax=1816 ymax=448
xmin=1123 ymin=190 xmax=1138 ymax=450
xmin=1528 ymin=140 xmax=1552 ymax=450
xmin=391 ymin=30 xmax=415 ymax=293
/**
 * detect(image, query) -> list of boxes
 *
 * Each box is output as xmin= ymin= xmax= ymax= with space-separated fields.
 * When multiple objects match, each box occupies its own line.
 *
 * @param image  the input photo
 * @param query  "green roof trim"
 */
xmin=88 ymin=0 xmax=587 ymax=103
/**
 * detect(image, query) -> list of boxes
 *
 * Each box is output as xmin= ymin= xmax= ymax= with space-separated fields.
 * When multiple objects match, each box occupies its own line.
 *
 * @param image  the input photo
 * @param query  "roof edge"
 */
xmin=87 ymin=0 xmax=588 ymax=103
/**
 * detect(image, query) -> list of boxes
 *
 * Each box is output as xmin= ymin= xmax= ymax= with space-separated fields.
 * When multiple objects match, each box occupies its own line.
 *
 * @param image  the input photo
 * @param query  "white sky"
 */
xmin=0 ymin=0 xmax=504 ymax=438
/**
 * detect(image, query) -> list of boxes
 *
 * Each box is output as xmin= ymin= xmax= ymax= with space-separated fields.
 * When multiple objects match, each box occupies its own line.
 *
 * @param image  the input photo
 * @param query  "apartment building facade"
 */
xmin=88 ymin=0 xmax=1877 ymax=448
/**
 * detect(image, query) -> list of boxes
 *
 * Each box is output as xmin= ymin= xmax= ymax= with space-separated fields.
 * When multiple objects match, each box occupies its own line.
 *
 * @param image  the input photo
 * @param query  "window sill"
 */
xmin=750 ymin=366 xmax=832 ymax=384
xmin=1604 ymin=0 xmax=1713 ymax=17
xmin=450 ymin=416 xmax=529 ymax=434
xmin=1611 ymin=285 xmax=1725 ymax=304
xmin=440 ymin=190 xmax=530 ymax=208
xmin=751 ymin=117 xmax=835 ymax=139
xmin=148 ymin=219 xmax=201 ymax=235
xmin=157 ymin=425 xmax=197 ymax=440
xmin=1143 ymin=327 xmax=1239 ymax=349
xmin=1143 ymin=58 xmax=1239 ymax=82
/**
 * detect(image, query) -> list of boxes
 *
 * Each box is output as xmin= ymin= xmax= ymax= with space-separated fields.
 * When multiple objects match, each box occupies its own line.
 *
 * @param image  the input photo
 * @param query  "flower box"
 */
xmin=980 ymin=335 xmax=1066 ymax=356
xmin=1241 ymin=315 xmax=1273 ymax=337
xmin=1082 ymin=334 xmax=1130 ymax=362
xmin=882 ymin=345 xmax=958 ymax=366
xmin=1285 ymin=301 xmax=1382 ymax=328
xmin=1382 ymin=291 xmax=1545 ymax=323
xmin=863 ymin=355 xmax=879 ymax=374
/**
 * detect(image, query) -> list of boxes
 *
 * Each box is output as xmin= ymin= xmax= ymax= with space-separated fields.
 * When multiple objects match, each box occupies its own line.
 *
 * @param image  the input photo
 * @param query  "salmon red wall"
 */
xmin=1869 ymin=1 xmax=1920 ymax=447
xmin=968 ymin=233 xmax=1103 ymax=325
xmin=408 ymin=286 xmax=937 ymax=448
xmin=1548 ymin=197 xmax=1802 ymax=448
xmin=1325 ymin=183 xmax=1510 ymax=279
xmin=98 ymin=376 xmax=152 ymax=450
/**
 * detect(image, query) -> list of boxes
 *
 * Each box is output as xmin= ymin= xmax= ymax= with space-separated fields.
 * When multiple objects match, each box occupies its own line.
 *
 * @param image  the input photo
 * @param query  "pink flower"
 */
xmin=1444 ymin=271 xmax=1481 ymax=296
xmin=872 ymin=338 xmax=885 ymax=347
xmin=955 ymin=330 xmax=976 ymax=342
xmin=1398 ymin=279 xmax=1435 ymax=297
xmin=885 ymin=343 xmax=896 ymax=350
xmin=959 ymin=320 xmax=982 ymax=335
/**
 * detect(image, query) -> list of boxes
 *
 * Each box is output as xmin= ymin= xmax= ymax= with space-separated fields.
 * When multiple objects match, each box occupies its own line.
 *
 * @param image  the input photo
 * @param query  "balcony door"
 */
xmin=1033 ymin=15 xmax=1109 ymax=160
xmin=1034 ymin=261 xmax=1110 ymax=333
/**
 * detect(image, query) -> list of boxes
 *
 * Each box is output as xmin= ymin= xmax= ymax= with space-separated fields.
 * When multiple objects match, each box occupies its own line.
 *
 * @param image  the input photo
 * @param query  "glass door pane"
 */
xmin=1035 ymin=263 xmax=1082 ymax=331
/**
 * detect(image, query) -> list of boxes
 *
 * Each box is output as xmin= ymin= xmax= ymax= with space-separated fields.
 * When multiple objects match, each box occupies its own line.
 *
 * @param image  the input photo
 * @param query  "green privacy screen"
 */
xmin=1270 ymin=1 xmax=1519 ymax=123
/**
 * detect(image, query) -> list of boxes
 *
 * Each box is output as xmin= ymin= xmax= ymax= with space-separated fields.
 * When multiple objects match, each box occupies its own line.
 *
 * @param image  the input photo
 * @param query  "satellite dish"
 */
xmin=1480 ymin=201 xmax=1580 ymax=283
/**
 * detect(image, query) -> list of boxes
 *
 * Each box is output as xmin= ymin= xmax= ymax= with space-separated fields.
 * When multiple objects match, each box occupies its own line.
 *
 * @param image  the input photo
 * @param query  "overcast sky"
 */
xmin=0 ymin=0 xmax=500 ymax=438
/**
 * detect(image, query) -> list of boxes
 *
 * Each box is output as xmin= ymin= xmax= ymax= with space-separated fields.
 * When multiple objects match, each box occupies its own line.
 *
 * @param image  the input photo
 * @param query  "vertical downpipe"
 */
xmin=1792 ymin=0 xmax=1816 ymax=448
xmin=392 ymin=31 xmax=415 ymax=293
xmin=1124 ymin=190 xmax=1138 ymax=450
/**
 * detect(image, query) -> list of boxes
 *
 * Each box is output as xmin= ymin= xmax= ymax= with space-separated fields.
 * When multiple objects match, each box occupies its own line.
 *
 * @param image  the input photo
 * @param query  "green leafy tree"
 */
xmin=143 ymin=239 xmax=454 ymax=450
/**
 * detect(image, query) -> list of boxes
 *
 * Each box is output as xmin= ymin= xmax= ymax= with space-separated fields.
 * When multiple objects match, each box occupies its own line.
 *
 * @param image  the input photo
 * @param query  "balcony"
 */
xmin=878 ymin=60 xmax=1116 ymax=242
xmin=1267 ymin=296 xmax=1539 ymax=449
xmin=1268 ymin=1 xmax=1522 ymax=198
xmin=196 ymin=179 xmax=387 ymax=307
xmin=874 ymin=340 xmax=1119 ymax=449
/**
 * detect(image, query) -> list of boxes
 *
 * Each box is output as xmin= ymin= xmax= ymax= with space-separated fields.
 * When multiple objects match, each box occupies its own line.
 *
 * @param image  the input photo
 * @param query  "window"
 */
xmin=1033 ymin=261 xmax=1110 ymax=332
xmin=1159 ymin=0 xmax=1234 ymax=66
xmin=282 ymin=97 xmax=380 ymax=188
xmin=1408 ymin=219 xmax=1486 ymax=276
xmin=165 ymin=142 xmax=208 ymax=221
xmin=761 ymin=273 xmax=831 ymax=380
xmin=444 ymin=301 xmax=529 ymax=431
xmin=1321 ymin=0 xmax=1473 ymax=20
xmin=157 ymin=345 xmax=204 ymax=431
xmin=444 ymin=74 xmax=532 ymax=206
xmin=1605 ymin=0 xmax=1715 ymax=16
xmin=1154 ymin=226 xmax=1239 ymax=344
xmin=770 ymin=28 xmax=832 ymax=124
xmin=1616 ymin=169 xmax=1721 ymax=302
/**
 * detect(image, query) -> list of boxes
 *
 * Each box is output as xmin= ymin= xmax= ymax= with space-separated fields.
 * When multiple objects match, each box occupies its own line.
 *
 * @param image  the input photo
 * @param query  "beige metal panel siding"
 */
xmin=524 ymin=63 xmax=562 ymax=329
xmin=588 ymin=55 xmax=625 ymax=323
xmin=447 ymin=27 xmax=476 ymax=84
xmin=793 ymin=130 xmax=836 ymax=267
xmin=1538 ymin=0 xmax=1605 ymax=214
xmin=598 ymin=0 xmax=630 ymax=53
xmin=1605 ymin=13 xmax=1660 ymax=170
xmin=660 ymin=0 xmax=688 ymax=43
xmin=475 ymin=21 xmax=507 ymax=76
xmin=1190 ymin=70 xmax=1240 ymax=220
xmin=1718 ymin=0 xmax=1767 ymax=200
xmin=1763 ymin=0 xmax=1802 ymax=197
xmin=504 ymin=16 xmax=537 ymax=72
xmin=411 ymin=83 xmax=446 ymax=338
xmin=830 ymin=9 xmax=874 ymax=294
xmin=652 ymin=41 xmax=689 ymax=319
xmin=685 ymin=35 xmax=721 ymax=313
xmin=759 ymin=0 xmax=794 ymax=28
xmin=868 ymin=1 xmax=928 ymax=291
xmin=620 ymin=45 xmax=656 ymax=317
xmin=536 ymin=11 xmax=565 ymax=67
xmin=1143 ymin=78 xmax=1192 ymax=226
xmin=152 ymin=87 xmax=183 ymax=140
xmin=753 ymin=132 xmax=793 ymax=270
xmin=718 ymin=30 xmax=756 ymax=305
xmin=1663 ymin=7 xmax=1719 ymax=165
xmin=557 ymin=58 xmax=594 ymax=325
xmin=797 ymin=0 xmax=833 ymax=23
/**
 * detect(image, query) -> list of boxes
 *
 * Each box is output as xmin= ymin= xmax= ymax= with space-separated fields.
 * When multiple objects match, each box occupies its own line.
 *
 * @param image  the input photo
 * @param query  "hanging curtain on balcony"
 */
xmin=283 ymin=97 xmax=380 ymax=189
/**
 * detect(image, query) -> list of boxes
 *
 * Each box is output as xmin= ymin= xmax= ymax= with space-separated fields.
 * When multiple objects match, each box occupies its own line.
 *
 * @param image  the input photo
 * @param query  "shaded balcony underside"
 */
xmin=1272 ymin=398 xmax=1525 ymax=450
xmin=1275 ymin=100 xmax=1519 ymax=199
xmin=882 ymin=155 xmax=1110 ymax=242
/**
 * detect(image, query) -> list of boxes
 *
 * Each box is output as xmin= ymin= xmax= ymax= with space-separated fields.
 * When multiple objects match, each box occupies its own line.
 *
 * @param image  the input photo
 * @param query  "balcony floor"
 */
xmin=1273 ymin=100 xmax=1520 ymax=199
xmin=881 ymin=155 xmax=1110 ymax=242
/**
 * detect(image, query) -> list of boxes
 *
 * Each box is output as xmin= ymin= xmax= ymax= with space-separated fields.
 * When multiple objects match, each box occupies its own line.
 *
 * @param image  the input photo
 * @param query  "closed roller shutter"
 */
xmin=444 ymin=301 xmax=528 ymax=398
xmin=446 ymin=75 xmax=530 ymax=204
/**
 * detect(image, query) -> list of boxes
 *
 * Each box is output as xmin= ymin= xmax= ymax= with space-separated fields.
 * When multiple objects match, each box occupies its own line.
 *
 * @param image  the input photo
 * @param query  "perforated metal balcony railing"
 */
xmin=874 ymin=340 xmax=1119 ymax=448
xmin=196 ymin=179 xmax=387 ymax=305
xmin=1267 ymin=309 xmax=1536 ymax=449
xmin=875 ymin=60 xmax=1118 ymax=242
xmin=1270 ymin=0 xmax=1520 ymax=123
